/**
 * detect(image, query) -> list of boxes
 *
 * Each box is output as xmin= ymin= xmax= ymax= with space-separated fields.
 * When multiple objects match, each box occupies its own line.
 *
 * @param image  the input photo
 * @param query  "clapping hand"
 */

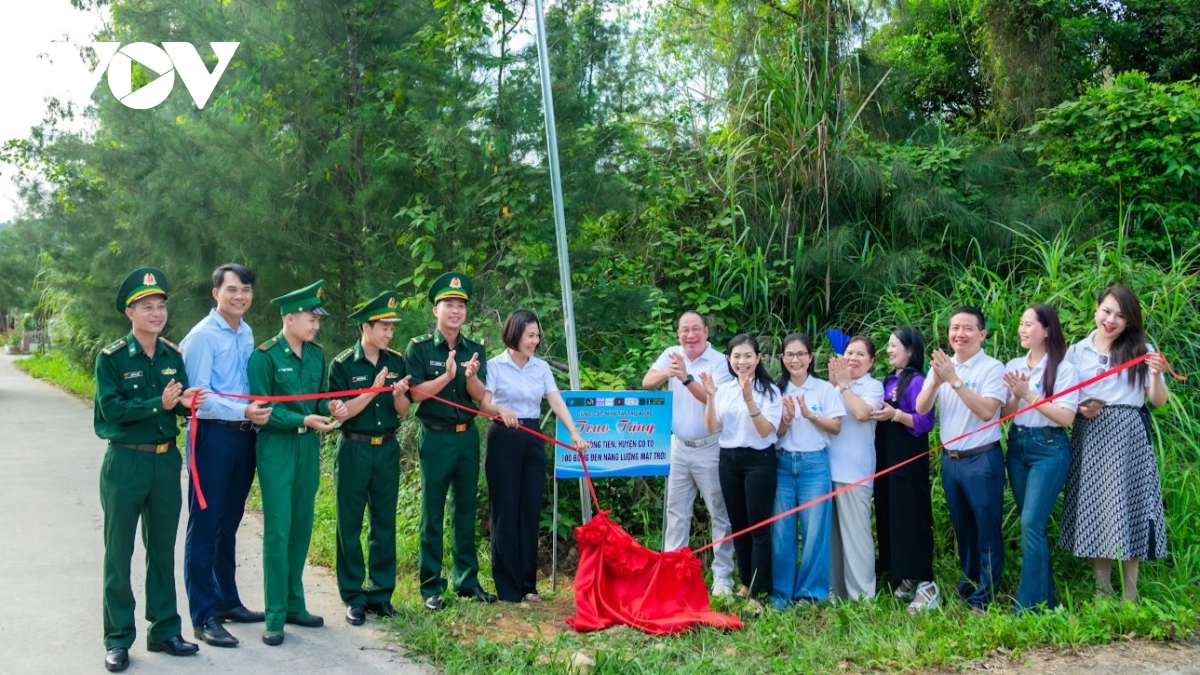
xmin=929 ymin=349 xmax=957 ymax=384
xmin=330 ymin=399 xmax=350 ymax=422
xmin=444 ymin=351 xmax=458 ymax=380
xmin=700 ymin=371 xmax=719 ymax=397
xmin=870 ymin=401 xmax=896 ymax=422
xmin=781 ymin=395 xmax=796 ymax=423
xmin=828 ymin=356 xmax=851 ymax=387
xmin=668 ymin=352 xmax=688 ymax=382
xmin=161 ymin=379 xmax=184 ymax=410
xmin=464 ymin=352 xmax=481 ymax=379
xmin=1003 ymin=371 xmax=1033 ymax=402
xmin=392 ymin=375 xmax=411 ymax=397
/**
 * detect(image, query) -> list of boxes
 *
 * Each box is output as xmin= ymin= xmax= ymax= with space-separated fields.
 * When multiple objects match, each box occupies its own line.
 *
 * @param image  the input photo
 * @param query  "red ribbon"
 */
xmin=693 ymin=352 xmax=1185 ymax=554
xmin=188 ymin=385 xmax=600 ymax=511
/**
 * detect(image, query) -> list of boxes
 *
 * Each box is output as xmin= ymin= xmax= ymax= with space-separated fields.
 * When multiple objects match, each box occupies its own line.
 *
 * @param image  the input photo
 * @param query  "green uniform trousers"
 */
xmin=100 ymin=445 xmax=183 ymax=650
xmin=418 ymin=426 xmax=482 ymax=598
xmin=334 ymin=435 xmax=400 ymax=605
xmin=256 ymin=429 xmax=319 ymax=632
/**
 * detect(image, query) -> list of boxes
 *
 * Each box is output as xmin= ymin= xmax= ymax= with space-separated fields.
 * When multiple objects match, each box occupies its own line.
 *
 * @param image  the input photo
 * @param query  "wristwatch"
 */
xmin=683 ymin=374 xmax=695 ymax=386
xmin=838 ymin=384 xmax=850 ymax=392
xmin=951 ymin=379 xmax=964 ymax=390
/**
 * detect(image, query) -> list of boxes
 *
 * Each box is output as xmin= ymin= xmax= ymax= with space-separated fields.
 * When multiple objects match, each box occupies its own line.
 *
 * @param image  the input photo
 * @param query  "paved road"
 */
xmin=0 ymin=354 xmax=434 ymax=675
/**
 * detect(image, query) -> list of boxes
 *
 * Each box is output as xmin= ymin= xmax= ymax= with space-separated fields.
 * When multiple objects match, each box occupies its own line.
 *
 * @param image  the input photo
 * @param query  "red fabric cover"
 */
xmin=566 ymin=511 xmax=744 ymax=634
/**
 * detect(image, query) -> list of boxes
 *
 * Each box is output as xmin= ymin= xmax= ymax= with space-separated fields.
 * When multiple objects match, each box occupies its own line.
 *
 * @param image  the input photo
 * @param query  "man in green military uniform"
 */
xmin=247 ymin=280 xmax=344 ymax=645
xmin=95 ymin=267 xmax=205 ymax=672
xmin=329 ymin=290 xmax=412 ymax=626
xmin=405 ymin=272 xmax=498 ymax=610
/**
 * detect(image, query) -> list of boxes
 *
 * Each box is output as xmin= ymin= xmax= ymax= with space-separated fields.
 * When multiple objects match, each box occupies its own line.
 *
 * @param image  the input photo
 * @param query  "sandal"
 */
xmin=907 ymin=581 xmax=939 ymax=614
xmin=893 ymin=579 xmax=917 ymax=600
xmin=734 ymin=585 xmax=750 ymax=599
xmin=523 ymin=593 xmax=543 ymax=603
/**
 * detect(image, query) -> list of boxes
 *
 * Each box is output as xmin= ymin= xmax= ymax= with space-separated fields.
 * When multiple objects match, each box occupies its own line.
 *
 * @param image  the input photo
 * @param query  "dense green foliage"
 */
xmin=3 ymin=0 xmax=1199 ymax=670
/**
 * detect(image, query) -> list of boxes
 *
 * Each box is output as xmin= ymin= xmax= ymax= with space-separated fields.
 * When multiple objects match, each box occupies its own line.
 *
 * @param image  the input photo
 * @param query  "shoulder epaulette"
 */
xmin=256 ymin=336 xmax=280 ymax=352
xmin=100 ymin=337 xmax=127 ymax=356
xmin=410 ymin=333 xmax=432 ymax=344
xmin=334 ymin=347 xmax=354 ymax=363
xmin=158 ymin=337 xmax=182 ymax=353
xmin=462 ymin=333 xmax=485 ymax=346
xmin=312 ymin=341 xmax=324 ymax=351
xmin=384 ymin=347 xmax=404 ymax=358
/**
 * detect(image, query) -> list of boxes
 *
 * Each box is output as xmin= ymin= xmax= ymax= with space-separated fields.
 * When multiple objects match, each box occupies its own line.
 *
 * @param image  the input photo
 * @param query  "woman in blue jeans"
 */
xmin=770 ymin=333 xmax=845 ymax=610
xmin=1001 ymin=303 xmax=1079 ymax=614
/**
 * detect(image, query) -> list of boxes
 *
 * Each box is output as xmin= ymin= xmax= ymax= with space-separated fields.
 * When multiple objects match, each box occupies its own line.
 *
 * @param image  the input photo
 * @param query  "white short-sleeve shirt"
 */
xmin=485 ymin=350 xmax=558 ymax=419
xmin=778 ymin=376 xmax=845 ymax=453
xmin=1066 ymin=331 xmax=1162 ymax=406
xmin=828 ymin=374 xmax=883 ymax=485
xmin=712 ymin=380 xmax=783 ymax=450
xmin=651 ymin=344 xmax=733 ymax=441
xmin=1004 ymin=355 xmax=1080 ymax=427
xmin=922 ymin=349 xmax=1006 ymax=450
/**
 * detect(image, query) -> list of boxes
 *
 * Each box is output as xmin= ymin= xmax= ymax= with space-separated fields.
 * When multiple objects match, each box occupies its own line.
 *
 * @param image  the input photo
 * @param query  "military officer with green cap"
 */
xmin=247 ymin=279 xmax=344 ymax=645
xmin=328 ymin=290 xmax=412 ymax=626
xmin=95 ymin=267 xmax=205 ymax=672
xmin=405 ymin=271 xmax=498 ymax=610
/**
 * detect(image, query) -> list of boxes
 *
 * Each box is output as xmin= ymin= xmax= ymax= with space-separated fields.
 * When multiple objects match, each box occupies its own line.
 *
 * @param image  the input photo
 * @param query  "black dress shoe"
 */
xmin=365 ymin=600 xmax=396 ymax=617
xmin=284 ymin=611 xmax=324 ymax=628
xmin=194 ymin=618 xmax=239 ymax=647
xmin=262 ymin=631 xmax=284 ymax=646
xmin=147 ymin=634 xmax=200 ymax=656
xmin=104 ymin=648 xmax=129 ymax=672
xmin=424 ymin=595 xmax=444 ymax=612
xmin=346 ymin=604 xmax=366 ymax=626
xmin=456 ymin=587 xmax=498 ymax=603
xmin=216 ymin=605 xmax=266 ymax=623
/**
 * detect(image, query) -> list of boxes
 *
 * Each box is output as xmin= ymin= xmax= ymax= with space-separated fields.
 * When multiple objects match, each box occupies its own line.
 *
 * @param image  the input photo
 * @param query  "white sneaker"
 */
xmin=711 ymin=579 xmax=734 ymax=597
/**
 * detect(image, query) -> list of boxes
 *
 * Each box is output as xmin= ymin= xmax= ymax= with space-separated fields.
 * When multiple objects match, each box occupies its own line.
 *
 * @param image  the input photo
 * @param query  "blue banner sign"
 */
xmin=554 ymin=391 xmax=673 ymax=478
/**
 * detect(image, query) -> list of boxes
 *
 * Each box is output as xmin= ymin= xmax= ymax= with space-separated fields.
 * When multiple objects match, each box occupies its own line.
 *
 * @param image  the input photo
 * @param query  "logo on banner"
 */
xmin=47 ymin=42 xmax=240 ymax=109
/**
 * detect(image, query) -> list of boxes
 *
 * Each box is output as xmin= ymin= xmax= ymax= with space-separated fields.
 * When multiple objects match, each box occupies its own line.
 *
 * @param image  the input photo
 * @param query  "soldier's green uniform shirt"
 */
xmin=329 ymin=343 xmax=406 ymax=432
xmin=404 ymin=331 xmax=488 ymax=424
xmin=94 ymin=333 xmax=191 ymax=442
xmin=93 ymin=333 xmax=190 ymax=650
xmin=248 ymin=333 xmax=331 ymax=425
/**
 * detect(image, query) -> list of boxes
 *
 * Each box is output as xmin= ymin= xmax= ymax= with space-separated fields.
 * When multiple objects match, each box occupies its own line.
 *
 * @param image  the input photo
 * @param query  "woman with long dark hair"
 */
xmin=1000 ymin=303 xmax=1079 ymax=614
xmin=868 ymin=326 xmax=938 ymax=612
xmin=769 ymin=333 xmax=844 ymax=610
xmin=702 ymin=334 xmax=782 ymax=610
xmin=1061 ymin=285 xmax=1170 ymax=603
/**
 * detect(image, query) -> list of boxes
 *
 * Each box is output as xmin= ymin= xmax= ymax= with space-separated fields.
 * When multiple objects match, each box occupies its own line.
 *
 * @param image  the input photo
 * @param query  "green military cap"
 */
xmin=271 ymin=279 xmax=329 ymax=316
xmin=348 ymin=290 xmax=401 ymax=324
xmin=115 ymin=266 xmax=169 ymax=314
xmin=427 ymin=271 xmax=472 ymax=305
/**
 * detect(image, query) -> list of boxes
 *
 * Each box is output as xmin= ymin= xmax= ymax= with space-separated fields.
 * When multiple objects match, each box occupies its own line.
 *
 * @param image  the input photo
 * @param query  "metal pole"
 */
xmin=533 ymin=0 xmax=592 ymax=523
xmin=551 ymin=477 xmax=559 ymax=592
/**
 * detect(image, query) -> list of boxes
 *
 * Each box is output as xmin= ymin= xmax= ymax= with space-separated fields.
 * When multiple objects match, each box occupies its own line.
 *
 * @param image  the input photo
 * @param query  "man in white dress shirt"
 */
xmin=642 ymin=311 xmax=735 ymax=595
xmin=916 ymin=305 xmax=1007 ymax=612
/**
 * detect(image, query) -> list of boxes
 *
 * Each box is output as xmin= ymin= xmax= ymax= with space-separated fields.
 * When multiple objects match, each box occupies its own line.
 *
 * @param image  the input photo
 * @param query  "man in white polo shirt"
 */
xmin=642 ymin=311 xmax=735 ymax=595
xmin=915 ymin=306 xmax=1007 ymax=612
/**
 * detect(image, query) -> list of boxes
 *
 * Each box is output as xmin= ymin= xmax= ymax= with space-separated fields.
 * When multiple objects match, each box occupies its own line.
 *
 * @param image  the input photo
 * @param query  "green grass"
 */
xmin=14 ymin=351 xmax=95 ymax=398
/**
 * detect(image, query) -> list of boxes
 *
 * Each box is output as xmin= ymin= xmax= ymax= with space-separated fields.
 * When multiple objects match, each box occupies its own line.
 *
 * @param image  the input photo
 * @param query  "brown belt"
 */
xmin=422 ymin=422 xmax=470 ymax=433
xmin=112 ymin=440 xmax=177 ymax=454
xmin=341 ymin=430 xmax=397 ymax=446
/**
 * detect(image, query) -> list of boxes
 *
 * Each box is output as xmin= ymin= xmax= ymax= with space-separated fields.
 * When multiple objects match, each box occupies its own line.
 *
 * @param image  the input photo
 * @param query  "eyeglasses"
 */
xmin=783 ymin=351 xmax=810 ymax=360
xmin=678 ymin=327 xmax=706 ymax=335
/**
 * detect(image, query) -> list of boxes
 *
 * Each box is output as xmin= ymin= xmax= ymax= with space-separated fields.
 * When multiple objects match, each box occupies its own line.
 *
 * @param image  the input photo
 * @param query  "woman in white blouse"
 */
xmin=1060 ymin=286 xmax=1169 ymax=603
xmin=483 ymin=310 xmax=588 ymax=603
xmin=702 ymin=334 xmax=782 ymax=609
xmin=827 ymin=337 xmax=884 ymax=601
xmin=1000 ymin=303 xmax=1078 ymax=614
xmin=769 ymin=333 xmax=844 ymax=610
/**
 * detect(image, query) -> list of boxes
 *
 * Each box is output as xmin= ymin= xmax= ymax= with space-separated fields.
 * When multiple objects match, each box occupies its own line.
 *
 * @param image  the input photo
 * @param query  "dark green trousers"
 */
xmin=100 ymin=444 xmax=183 ymax=649
xmin=417 ymin=425 xmax=481 ymax=599
xmin=256 ymin=430 xmax=319 ymax=632
xmin=334 ymin=435 xmax=400 ymax=605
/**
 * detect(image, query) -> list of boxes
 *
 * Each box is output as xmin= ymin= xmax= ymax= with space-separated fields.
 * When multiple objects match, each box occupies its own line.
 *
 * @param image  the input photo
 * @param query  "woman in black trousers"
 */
xmin=483 ymin=310 xmax=588 ymax=602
